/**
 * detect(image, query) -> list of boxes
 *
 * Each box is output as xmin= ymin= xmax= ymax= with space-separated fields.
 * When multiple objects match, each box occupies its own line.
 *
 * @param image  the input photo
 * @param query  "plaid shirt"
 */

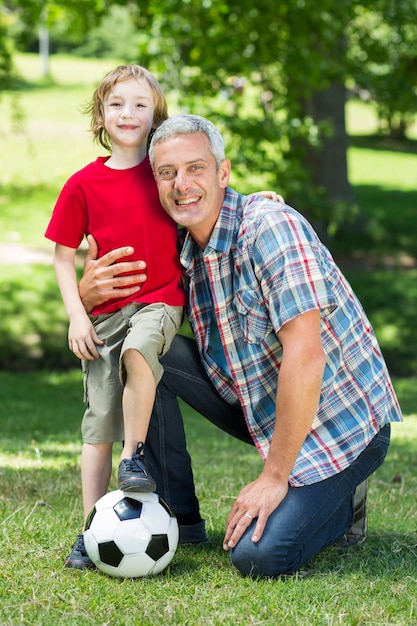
xmin=180 ymin=188 xmax=402 ymax=486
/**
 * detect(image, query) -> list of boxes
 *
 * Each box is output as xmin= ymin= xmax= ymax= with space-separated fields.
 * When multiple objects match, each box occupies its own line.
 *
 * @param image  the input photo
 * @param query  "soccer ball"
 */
xmin=83 ymin=490 xmax=179 ymax=578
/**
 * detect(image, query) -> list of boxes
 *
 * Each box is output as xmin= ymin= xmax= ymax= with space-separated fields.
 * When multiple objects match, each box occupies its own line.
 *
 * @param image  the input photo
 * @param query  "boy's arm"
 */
xmin=54 ymin=244 xmax=103 ymax=360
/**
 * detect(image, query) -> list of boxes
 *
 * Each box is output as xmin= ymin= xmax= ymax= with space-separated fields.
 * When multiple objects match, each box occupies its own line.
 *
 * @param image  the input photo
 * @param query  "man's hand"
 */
xmin=223 ymin=472 xmax=288 ymax=550
xmin=79 ymin=235 xmax=148 ymax=313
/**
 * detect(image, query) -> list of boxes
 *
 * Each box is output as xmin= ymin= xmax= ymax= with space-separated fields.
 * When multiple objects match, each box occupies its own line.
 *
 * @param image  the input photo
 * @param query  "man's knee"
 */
xmin=230 ymin=533 xmax=296 ymax=579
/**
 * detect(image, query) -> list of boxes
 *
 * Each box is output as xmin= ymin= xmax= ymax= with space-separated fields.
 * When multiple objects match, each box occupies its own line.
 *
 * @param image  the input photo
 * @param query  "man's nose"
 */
xmin=174 ymin=170 xmax=190 ymax=192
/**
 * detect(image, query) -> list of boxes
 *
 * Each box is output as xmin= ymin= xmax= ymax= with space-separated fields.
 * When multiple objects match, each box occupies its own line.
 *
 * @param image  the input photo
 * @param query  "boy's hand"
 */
xmin=68 ymin=312 xmax=102 ymax=360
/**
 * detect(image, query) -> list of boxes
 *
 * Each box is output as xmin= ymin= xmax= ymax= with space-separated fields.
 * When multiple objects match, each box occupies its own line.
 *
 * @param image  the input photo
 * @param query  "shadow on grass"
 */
xmin=342 ymin=268 xmax=417 ymax=376
xmin=349 ymin=133 xmax=417 ymax=156
xmin=11 ymin=76 xmax=94 ymax=94
xmin=308 ymin=530 xmax=417 ymax=579
xmin=333 ymin=186 xmax=417 ymax=259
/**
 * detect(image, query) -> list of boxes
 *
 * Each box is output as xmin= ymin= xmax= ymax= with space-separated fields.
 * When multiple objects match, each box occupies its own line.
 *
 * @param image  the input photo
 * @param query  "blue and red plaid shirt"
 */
xmin=180 ymin=188 xmax=402 ymax=486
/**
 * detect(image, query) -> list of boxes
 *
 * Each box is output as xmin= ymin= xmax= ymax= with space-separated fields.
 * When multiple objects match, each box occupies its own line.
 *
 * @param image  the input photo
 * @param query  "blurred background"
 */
xmin=1 ymin=0 xmax=416 ymax=377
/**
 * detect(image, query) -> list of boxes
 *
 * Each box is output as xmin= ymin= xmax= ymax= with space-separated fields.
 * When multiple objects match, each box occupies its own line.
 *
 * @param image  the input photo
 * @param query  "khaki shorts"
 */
xmin=81 ymin=302 xmax=183 ymax=444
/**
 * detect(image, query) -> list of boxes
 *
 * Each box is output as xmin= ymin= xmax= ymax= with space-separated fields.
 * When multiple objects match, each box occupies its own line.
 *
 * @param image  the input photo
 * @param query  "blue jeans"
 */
xmin=146 ymin=334 xmax=391 ymax=576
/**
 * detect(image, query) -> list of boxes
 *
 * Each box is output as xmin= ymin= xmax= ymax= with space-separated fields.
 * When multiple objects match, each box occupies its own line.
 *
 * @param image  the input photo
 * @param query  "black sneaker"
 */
xmin=64 ymin=534 xmax=95 ymax=569
xmin=117 ymin=441 xmax=157 ymax=492
xmin=336 ymin=479 xmax=368 ymax=548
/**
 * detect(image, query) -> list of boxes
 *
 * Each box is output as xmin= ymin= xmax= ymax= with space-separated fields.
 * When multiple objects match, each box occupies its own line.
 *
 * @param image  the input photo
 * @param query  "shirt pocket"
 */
xmin=234 ymin=288 xmax=273 ymax=344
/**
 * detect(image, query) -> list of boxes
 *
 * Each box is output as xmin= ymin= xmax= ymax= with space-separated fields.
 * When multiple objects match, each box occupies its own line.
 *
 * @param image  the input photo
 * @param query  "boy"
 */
xmin=45 ymin=65 xmax=184 ymax=568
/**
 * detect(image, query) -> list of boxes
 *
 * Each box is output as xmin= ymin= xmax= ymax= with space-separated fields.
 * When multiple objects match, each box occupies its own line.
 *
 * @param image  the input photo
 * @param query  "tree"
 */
xmin=0 ymin=8 xmax=16 ymax=91
xmin=348 ymin=0 xmax=417 ymax=139
xmin=4 ymin=0 xmax=416 ymax=231
xmin=4 ymin=0 xmax=111 ymax=68
xmin=131 ymin=0 xmax=358 ymax=232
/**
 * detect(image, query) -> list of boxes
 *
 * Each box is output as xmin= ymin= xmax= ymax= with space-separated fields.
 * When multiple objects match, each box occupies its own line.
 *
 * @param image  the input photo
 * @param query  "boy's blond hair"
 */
xmin=85 ymin=64 xmax=168 ymax=152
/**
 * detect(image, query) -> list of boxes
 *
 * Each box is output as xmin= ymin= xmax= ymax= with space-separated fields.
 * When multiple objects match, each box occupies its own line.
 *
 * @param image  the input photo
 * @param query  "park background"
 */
xmin=0 ymin=2 xmax=416 ymax=625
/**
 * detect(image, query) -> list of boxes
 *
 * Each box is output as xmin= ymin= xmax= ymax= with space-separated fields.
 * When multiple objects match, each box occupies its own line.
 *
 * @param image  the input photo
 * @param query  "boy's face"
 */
xmin=103 ymin=78 xmax=155 ymax=150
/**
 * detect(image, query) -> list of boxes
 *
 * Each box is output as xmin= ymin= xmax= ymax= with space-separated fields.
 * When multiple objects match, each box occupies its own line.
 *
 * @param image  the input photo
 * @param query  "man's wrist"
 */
xmin=78 ymin=282 xmax=93 ymax=313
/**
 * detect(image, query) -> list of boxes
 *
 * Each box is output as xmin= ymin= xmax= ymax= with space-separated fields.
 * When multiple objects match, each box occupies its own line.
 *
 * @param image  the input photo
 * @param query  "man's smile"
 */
xmin=175 ymin=196 xmax=201 ymax=206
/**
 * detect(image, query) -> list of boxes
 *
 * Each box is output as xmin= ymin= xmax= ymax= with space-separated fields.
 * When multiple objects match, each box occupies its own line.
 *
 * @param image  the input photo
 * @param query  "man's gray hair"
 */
xmin=149 ymin=114 xmax=226 ymax=169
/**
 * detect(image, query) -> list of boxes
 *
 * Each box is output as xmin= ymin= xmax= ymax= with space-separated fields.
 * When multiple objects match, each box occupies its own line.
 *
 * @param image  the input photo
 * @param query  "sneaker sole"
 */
xmin=118 ymin=479 xmax=157 ymax=493
xmin=64 ymin=558 xmax=96 ymax=570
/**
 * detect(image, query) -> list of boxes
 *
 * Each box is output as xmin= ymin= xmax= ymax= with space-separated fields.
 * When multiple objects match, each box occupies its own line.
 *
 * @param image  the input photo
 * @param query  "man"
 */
xmin=79 ymin=114 xmax=402 ymax=578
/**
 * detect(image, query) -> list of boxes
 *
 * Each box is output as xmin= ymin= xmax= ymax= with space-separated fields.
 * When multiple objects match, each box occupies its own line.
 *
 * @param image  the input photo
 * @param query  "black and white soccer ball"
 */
xmin=83 ymin=490 xmax=179 ymax=578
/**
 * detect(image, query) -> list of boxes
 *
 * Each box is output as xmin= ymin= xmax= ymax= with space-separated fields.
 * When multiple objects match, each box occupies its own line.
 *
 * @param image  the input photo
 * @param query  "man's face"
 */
xmin=152 ymin=132 xmax=230 ymax=248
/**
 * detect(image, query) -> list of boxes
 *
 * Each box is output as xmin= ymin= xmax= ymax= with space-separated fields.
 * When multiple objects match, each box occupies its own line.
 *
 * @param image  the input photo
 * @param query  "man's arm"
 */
xmin=223 ymin=309 xmax=326 ymax=549
xmin=79 ymin=235 xmax=148 ymax=313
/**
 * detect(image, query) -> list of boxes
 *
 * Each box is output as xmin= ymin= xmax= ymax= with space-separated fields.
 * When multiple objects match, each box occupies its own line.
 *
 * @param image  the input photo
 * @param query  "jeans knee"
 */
xmin=230 ymin=535 xmax=292 ymax=579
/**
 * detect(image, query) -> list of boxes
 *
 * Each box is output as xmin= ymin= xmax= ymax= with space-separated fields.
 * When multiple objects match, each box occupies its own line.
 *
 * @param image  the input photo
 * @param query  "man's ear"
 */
xmin=218 ymin=159 xmax=231 ymax=189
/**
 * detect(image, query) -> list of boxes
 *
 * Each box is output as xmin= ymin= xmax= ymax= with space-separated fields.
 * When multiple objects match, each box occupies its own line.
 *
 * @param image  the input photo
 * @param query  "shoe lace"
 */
xmin=74 ymin=534 xmax=87 ymax=555
xmin=125 ymin=442 xmax=148 ymax=474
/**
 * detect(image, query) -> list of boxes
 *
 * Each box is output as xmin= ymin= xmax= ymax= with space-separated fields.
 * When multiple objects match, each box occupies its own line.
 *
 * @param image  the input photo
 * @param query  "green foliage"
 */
xmin=348 ymin=1 xmax=417 ymax=138
xmin=0 ymin=370 xmax=416 ymax=624
xmin=0 ymin=263 xmax=79 ymax=370
xmin=4 ymin=0 xmax=417 ymax=232
xmin=5 ymin=0 xmax=109 ymax=49
xmin=71 ymin=5 xmax=142 ymax=60
xmin=133 ymin=0 xmax=356 ymax=219
xmin=346 ymin=269 xmax=417 ymax=376
xmin=0 ymin=9 xmax=18 ymax=90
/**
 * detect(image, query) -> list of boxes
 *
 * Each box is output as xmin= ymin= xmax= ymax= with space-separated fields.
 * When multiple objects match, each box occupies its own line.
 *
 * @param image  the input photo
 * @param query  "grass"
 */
xmin=0 ymin=54 xmax=417 ymax=623
xmin=0 ymin=55 xmax=117 ymax=248
xmin=0 ymin=370 xmax=416 ymax=625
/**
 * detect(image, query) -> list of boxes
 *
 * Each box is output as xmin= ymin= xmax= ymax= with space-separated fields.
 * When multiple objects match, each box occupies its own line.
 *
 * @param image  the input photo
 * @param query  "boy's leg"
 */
xmin=117 ymin=303 xmax=183 ymax=493
xmin=81 ymin=442 xmax=113 ymax=520
xmin=65 ymin=441 xmax=112 ymax=569
xmin=121 ymin=349 xmax=155 ymax=459
xmin=66 ymin=311 xmax=126 ymax=569
xmin=117 ymin=349 xmax=157 ymax=492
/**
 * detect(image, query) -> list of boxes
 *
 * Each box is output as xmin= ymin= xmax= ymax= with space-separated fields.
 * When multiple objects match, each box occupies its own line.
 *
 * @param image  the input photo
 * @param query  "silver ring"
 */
xmin=244 ymin=513 xmax=253 ymax=519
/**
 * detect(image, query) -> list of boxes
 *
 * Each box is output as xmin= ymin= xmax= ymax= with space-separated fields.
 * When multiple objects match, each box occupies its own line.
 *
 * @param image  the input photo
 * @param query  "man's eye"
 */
xmin=158 ymin=170 xmax=175 ymax=180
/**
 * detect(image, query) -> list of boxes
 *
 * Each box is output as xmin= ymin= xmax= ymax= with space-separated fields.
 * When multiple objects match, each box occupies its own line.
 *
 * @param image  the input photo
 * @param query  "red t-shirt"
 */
xmin=45 ymin=156 xmax=185 ymax=315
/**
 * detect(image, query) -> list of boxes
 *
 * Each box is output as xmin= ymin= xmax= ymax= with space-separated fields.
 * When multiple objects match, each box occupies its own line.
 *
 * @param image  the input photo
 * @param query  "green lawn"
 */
xmin=0 ymin=370 xmax=416 ymax=625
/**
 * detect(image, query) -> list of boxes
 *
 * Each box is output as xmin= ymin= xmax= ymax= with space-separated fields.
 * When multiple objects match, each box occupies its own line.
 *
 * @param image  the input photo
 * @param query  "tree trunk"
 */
xmin=39 ymin=27 xmax=50 ymax=78
xmin=304 ymin=82 xmax=354 ymax=205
